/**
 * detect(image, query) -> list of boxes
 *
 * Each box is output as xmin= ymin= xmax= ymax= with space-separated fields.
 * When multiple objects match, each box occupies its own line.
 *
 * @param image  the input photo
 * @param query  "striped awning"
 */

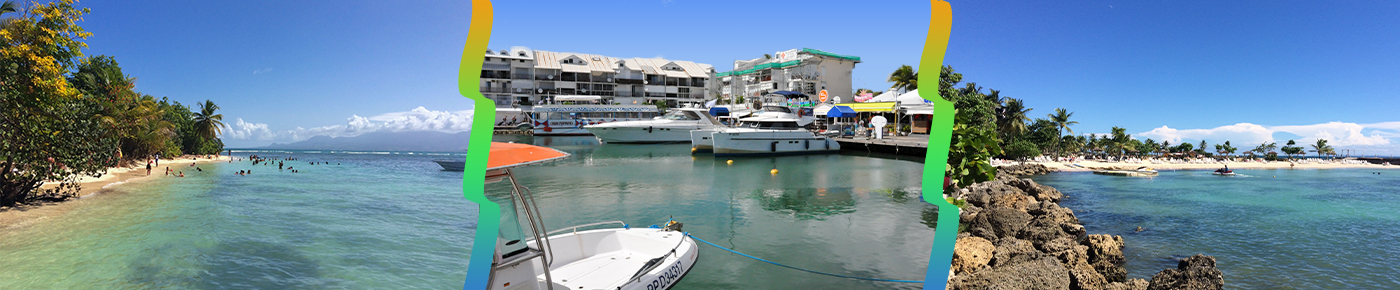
xmin=847 ymin=102 xmax=896 ymax=112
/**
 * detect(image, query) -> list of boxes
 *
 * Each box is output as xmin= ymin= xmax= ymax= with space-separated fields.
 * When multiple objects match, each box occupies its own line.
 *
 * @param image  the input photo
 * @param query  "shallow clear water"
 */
xmin=0 ymin=150 xmax=475 ymax=289
xmin=492 ymin=135 xmax=936 ymax=290
xmin=0 ymin=137 xmax=938 ymax=289
xmin=1031 ymin=169 xmax=1400 ymax=289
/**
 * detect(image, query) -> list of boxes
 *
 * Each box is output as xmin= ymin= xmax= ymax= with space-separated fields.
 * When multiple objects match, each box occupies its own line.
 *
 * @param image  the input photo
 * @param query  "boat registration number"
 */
xmin=645 ymin=262 xmax=685 ymax=290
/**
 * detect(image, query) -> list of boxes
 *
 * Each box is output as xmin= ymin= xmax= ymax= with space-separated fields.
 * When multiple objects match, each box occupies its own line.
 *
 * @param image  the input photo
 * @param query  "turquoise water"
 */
xmin=1031 ymin=169 xmax=1400 ymax=289
xmin=492 ymin=135 xmax=937 ymax=289
xmin=1 ymin=138 xmax=938 ymax=289
xmin=0 ymin=150 xmax=476 ymax=289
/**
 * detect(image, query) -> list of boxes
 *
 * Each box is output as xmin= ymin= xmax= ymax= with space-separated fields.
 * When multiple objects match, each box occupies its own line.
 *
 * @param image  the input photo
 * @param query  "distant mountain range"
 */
xmin=259 ymin=131 xmax=471 ymax=152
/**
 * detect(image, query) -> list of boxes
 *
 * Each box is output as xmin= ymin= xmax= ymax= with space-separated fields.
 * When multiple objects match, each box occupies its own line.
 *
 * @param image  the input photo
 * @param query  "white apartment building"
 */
xmin=480 ymin=47 xmax=716 ymax=108
xmin=711 ymin=48 xmax=860 ymax=103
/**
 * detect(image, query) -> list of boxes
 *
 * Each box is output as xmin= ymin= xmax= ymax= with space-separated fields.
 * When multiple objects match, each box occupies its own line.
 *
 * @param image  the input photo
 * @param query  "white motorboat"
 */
xmin=705 ymin=116 xmax=839 ymax=156
xmin=690 ymin=104 xmax=816 ymax=153
xmin=585 ymin=108 xmax=724 ymax=143
xmin=433 ymin=159 xmax=465 ymax=171
xmin=484 ymin=142 xmax=698 ymax=290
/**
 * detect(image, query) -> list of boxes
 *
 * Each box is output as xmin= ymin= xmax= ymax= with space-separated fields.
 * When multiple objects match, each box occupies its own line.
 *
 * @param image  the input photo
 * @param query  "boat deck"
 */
xmin=834 ymin=135 xmax=929 ymax=157
xmin=547 ymin=249 xmax=651 ymax=289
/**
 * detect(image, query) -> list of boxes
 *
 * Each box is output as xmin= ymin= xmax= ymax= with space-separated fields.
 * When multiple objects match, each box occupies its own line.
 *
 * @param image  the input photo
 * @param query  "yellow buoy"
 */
xmin=691 ymin=147 xmax=697 ymax=153
xmin=771 ymin=168 xmax=779 ymax=174
xmin=727 ymin=160 xmax=733 ymax=165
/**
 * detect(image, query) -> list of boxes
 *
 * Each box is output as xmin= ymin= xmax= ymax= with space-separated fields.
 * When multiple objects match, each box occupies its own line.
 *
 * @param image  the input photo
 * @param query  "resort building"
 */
xmin=480 ymin=47 xmax=717 ymax=108
xmin=711 ymin=48 xmax=860 ymax=103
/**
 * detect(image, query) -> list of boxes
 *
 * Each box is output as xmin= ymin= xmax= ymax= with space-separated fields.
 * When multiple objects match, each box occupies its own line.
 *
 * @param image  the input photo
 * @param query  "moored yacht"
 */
xmin=705 ymin=116 xmax=839 ymax=156
xmin=585 ymin=108 xmax=724 ymax=143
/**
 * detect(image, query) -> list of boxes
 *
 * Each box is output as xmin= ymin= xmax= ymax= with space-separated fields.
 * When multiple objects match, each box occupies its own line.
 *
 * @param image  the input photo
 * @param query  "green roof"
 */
xmin=715 ymin=49 xmax=860 ymax=77
xmin=802 ymin=48 xmax=860 ymax=61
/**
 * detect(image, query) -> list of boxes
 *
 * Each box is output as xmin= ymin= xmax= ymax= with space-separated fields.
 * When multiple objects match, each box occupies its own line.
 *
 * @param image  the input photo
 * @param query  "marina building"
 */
xmin=711 ymin=48 xmax=860 ymax=103
xmin=480 ymin=47 xmax=717 ymax=108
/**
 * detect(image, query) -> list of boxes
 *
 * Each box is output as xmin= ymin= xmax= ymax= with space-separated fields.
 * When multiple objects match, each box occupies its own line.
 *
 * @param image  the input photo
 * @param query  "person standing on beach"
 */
xmin=146 ymin=162 xmax=152 ymax=176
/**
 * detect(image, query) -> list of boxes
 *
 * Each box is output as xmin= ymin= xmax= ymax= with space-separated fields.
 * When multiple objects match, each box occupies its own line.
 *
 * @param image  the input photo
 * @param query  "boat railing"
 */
xmin=540 ymin=220 xmax=629 ymax=237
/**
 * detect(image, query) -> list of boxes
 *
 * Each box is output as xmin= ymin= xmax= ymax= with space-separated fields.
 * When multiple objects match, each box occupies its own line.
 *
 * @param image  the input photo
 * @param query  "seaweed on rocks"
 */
xmin=947 ymin=169 xmax=1223 ymax=290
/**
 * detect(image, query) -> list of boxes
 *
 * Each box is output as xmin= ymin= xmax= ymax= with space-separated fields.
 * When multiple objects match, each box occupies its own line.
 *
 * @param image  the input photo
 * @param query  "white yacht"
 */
xmin=584 ymin=108 xmax=724 ymax=143
xmin=705 ymin=116 xmax=839 ymax=156
xmin=689 ymin=104 xmax=814 ymax=153
xmin=485 ymin=142 xmax=698 ymax=290
xmin=526 ymin=96 xmax=661 ymax=136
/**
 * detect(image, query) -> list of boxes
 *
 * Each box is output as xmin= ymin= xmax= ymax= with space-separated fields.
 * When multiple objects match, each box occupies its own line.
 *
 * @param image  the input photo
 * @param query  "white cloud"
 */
xmin=1135 ymin=121 xmax=1400 ymax=154
xmin=227 ymin=118 xmax=274 ymax=141
xmin=253 ymin=68 xmax=274 ymax=75
xmin=225 ymin=107 xmax=474 ymax=144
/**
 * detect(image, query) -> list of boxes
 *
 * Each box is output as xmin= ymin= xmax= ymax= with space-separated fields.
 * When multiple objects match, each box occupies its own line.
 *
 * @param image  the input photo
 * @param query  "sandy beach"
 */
xmin=1 ymin=155 xmax=232 ymax=230
xmin=1020 ymin=159 xmax=1396 ymax=172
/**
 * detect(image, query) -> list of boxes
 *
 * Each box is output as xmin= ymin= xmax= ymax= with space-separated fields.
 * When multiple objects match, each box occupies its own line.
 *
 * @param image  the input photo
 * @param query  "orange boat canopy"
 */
xmin=487 ymin=142 xmax=570 ymax=171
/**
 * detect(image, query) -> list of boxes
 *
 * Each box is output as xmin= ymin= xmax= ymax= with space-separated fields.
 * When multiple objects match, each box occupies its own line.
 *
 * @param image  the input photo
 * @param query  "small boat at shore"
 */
xmin=484 ymin=142 xmax=698 ymax=290
xmin=434 ymin=160 xmax=465 ymax=171
xmin=1093 ymin=167 xmax=1159 ymax=177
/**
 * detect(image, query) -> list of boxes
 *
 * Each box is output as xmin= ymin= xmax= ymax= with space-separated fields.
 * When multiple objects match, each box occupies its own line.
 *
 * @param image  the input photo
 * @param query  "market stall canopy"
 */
xmin=894 ymin=89 xmax=932 ymax=104
xmin=826 ymin=106 xmax=858 ymax=118
xmin=902 ymin=105 xmax=935 ymax=115
xmin=866 ymin=90 xmax=901 ymax=102
xmin=813 ymin=103 xmax=835 ymax=116
xmin=847 ymin=102 xmax=897 ymax=112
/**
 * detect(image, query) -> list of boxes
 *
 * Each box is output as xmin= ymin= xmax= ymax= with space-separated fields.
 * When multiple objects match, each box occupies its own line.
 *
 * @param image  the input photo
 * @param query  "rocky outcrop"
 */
xmin=998 ymin=163 xmax=1053 ymax=177
xmin=948 ymin=175 xmax=1223 ymax=290
xmin=1146 ymin=255 xmax=1224 ymax=290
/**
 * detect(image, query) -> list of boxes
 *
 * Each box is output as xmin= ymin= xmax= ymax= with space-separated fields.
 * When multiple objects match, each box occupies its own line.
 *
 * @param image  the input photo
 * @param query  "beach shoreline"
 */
xmin=1017 ymin=160 xmax=1396 ymax=172
xmin=0 ymin=155 xmax=232 ymax=230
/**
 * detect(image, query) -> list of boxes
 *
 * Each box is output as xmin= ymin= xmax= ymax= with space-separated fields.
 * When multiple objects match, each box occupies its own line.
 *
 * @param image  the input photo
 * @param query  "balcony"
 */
xmin=481 ymin=71 xmax=510 ymax=79
xmin=615 ymin=78 xmax=644 ymax=85
xmin=591 ymin=75 xmax=616 ymax=83
xmin=480 ymin=87 xmax=509 ymax=93
xmin=535 ymin=74 xmax=560 ymax=81
xmin=615 ymin=91 xmax=640 ymax=98
xmin=512 ymin=73 xmax=533 ymax=80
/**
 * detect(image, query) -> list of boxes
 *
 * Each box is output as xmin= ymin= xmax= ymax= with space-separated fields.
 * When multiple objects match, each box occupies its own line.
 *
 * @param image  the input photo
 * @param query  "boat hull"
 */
xmin=710 ymin=131 xmax=840 ymax=157
xmin=588 ymin=126 xmax=704 ymax=143
xmin=434 ymin=160 xmax=465 ymax=171
xmin=689 ymin=130 xmax=715 ymax=153
xmin=1092 ymin=170 xmax=1157 ymax=177
xmin=492 ymin=228 xmax=697 ymax=290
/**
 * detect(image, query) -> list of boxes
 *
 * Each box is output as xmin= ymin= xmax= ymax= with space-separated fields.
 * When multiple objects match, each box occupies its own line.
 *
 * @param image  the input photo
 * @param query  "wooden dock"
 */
xmin=834 ymin=135 xmax=930 ymax=157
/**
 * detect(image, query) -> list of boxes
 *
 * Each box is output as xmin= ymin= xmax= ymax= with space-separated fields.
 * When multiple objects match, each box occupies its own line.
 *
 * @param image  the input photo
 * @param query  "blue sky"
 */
xmin=71 ymin=1 xmax=1400 ymax=154
xmin=76 ymin=1 xmax=474 ymax=148
xmin=944 ymin=1 xmax=1400 ymax=155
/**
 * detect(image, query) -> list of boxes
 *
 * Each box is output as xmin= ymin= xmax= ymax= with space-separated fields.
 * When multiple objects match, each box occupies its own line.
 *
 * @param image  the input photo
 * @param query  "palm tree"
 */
xmin=1109 ymin=127 xmax=1130 ymax=160
xmin=997 ymin=98 xmax=1032 ymax=139
xmin=2 ymin=1 xmax=18 ymax=16
xmin=1310 ymin=139 xmax=1332 ymax=159
xmin=1047 ymin=108 xmax=1077 ymax=157
xmin=887 ymin=65 xmax=917 ymax=91
xmin=193 ymin=100 xmax=225 ymax=141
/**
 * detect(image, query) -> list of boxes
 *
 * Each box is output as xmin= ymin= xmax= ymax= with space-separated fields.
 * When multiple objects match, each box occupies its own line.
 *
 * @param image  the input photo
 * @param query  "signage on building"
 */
xmin=818 ymin=90 xmax=829 ymax=102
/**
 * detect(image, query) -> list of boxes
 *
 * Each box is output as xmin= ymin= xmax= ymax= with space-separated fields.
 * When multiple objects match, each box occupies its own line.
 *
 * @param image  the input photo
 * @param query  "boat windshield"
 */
xmin=661 ymin=110 xmax=702 ymax=121
xmin=757 ymin=121 xmax=799 ymax=130
xmin=487 ymin=182 xmax=530 ymax=259
xmin=761 ymin=106 xmax=792 ymax=114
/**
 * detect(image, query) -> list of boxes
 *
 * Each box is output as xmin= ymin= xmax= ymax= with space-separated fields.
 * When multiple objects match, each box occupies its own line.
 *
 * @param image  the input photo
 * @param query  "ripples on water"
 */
xmin=0 ymin=138 xmax=941 ymax=289
xmin=1032 ymin=169 xmax=1400 ymax=289
xmin=0 ymin=150 xmax=475 ymax=289
xmin=492 ymin=136 xmax=937 ymax=290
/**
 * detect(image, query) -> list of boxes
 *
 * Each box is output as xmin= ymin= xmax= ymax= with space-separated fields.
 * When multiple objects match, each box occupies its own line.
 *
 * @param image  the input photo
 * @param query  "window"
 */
xmin=662 ymin=110 xmax=702 ymax=121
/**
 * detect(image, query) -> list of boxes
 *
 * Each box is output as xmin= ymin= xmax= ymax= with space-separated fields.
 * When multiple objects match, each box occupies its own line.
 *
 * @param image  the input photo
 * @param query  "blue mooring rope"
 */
xmin=684 ymin=233 xmax=925 ymax=283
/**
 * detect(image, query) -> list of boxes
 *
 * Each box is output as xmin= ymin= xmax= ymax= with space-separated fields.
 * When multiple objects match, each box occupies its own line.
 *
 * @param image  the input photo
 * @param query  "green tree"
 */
xmin=1109 ymin=127 xmax=1130 ymax=159
xmin=1310 ymin=139 xmax=1334 ymax=159
xmin=997 ymin=98 xmax=1032 ymax=140
xmin=1 ymin=1 xmax=17 ymax=15
xmin=1046 ymin=108 xmax=1077 ymax=157
xmin=887 ymin=65 xmax=917 ymax=92
xmin=1197 ymin=140 xmax=1208 ymax=155
xmin=0 ymin=0 xmax=114 ymax=206
xmin=1280 ymin=140 xmax=1303 ymax=159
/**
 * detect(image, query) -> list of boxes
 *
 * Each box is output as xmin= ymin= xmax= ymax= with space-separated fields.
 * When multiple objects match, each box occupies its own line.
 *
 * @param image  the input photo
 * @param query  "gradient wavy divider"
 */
xmin=459 ymin=1 xmax=496 ymax=289
xmin=919 ymin=1 xmax=957 ymax=289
